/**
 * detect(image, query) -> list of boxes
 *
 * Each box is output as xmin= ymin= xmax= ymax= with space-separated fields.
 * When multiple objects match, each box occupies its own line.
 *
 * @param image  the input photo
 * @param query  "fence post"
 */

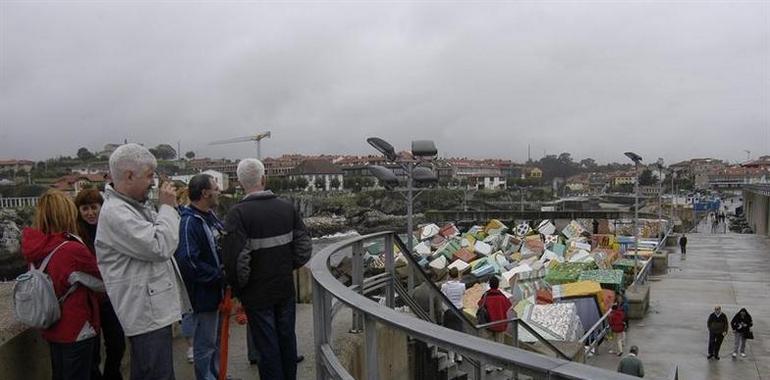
xmin=364 ymin=314 xmax=379 ymax=380
xmin=384 ymin=234 xmax=395 ymax=308
xmin=312 ymin=279 xmax=331 ymax=380
xmin=350 ymin=241 xmax=364 ymax=333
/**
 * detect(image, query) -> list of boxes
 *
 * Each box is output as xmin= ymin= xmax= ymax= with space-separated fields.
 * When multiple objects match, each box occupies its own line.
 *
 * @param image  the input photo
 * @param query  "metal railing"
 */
xmin=311 ymin=231 xmax=644 ymax=380
xmin=0 ymin=196 xmax=38 ymax=209
xmin=577 ymin=309 xmax=612 ymax=361
xmin=629 ymin=222 xmax=672 ymax=288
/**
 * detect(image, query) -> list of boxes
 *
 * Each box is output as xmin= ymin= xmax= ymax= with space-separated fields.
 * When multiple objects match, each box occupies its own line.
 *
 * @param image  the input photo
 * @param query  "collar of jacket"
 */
xmin=104 ymin=183 xmax=153 ymax=210
xmin=242 ymin=189 xmax=276 ymax=201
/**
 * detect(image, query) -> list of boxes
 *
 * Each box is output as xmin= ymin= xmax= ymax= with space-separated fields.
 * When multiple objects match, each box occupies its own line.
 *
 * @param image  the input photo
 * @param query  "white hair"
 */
xmin=237 ymin=158 xmax=265 ymax=190
xmin=109 ymin=143 xmax=157 ymax=184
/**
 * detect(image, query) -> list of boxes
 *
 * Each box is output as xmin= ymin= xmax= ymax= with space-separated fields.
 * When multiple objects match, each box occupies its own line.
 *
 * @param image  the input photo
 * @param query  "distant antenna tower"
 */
xmin=210 ymin=131 xmax=272 ymax=160
xmin=528 ymin=144 xmax=531 ymax=162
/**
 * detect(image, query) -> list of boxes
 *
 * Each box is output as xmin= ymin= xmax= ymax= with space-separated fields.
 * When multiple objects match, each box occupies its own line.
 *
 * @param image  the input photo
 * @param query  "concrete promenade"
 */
xmin=589 ymin=220 xmax=770 ymax=379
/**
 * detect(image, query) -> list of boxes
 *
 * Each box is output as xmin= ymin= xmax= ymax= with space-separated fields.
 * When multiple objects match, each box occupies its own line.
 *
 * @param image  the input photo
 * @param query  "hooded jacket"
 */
xmin=21 ymin=229 xmax=102 ymax=343
xmin=95 ymin=184 xmax=191 ymax=337
xmin=730 ymin=308 xmax=753 ymax=334
xmin=222 ymin=190 xmax=312 ymax=308
xmin=609 ymin=307 xmax=626 ymax=333
xmin=175 ymin=205 xmax=224 ymax=313
xmin=478 ymin=288 xmax=512 ymax=333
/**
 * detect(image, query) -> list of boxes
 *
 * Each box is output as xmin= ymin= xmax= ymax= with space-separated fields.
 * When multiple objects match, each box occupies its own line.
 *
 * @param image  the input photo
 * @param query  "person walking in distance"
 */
xmin=95 ymin=143 xmax=191 ymax=380
xmin=222 ymin=158 xmax=312 ymax=380
xmin=707 ymin=305 xmax=729 ymax=360
xmin=679 ymin=234 xmax=687 ymax=255
xmin=175 ymin=174 xmax=225 ymax=380
xmin=617 ymin=345 xmax=644 ymax=377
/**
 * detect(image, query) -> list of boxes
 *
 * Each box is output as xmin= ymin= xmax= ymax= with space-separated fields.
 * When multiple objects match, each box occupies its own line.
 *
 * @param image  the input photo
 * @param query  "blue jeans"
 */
xmin=50 ymin=337 xmax=97 ymax=380
xmin=245 ymin=297 xmax=298 ymax=380
xmin=193 ymin=311 xmax=221 ymax=380
xmin=128 ymin=325 xmax=175 ymax=380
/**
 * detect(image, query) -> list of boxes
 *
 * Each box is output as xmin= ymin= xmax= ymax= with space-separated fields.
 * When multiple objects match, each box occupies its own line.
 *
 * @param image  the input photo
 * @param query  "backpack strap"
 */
xmin=37 ymin=240 xmax=70 ymax=272
xmin=37 ymin=239 xmax=82 ymax=303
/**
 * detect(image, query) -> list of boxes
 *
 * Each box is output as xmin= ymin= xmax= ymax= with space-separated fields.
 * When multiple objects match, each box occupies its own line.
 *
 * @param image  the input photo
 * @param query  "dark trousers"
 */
xmin=93 ymin=301 xmax=126 ymax=380
xmin=680 ymin=246 xmax=686 ymax=254
xmin=708 ymin=332 xmax=725 ymax=357
xmin=50 ymin=337 xmax=97 ymax=380
xmin=244 ymin=297 xmax=298 ymax=380
xmin=128 ymin=325 xmax=174 ymax=380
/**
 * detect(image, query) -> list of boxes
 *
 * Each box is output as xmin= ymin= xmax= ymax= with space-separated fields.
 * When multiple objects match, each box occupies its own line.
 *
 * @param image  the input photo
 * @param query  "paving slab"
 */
xmin=588 ymin=219 xmax=770 ymax=380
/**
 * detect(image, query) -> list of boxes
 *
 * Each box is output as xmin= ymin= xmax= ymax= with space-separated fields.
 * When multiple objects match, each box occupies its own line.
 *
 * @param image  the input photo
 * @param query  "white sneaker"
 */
xmin=732 ymin=352 xmax=737 ymax=358
xmin=186 ymin=347 xmax=194 ymax=363
xmin=741 ymin=353 xmax=747 ymax=358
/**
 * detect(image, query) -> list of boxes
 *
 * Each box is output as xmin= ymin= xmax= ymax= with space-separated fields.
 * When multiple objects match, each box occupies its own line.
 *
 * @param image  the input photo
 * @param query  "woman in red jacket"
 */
xmin=608 ymin=303 xmax=626 ymax=356
xmin=22 ymin=190 xmax=103 ymax=380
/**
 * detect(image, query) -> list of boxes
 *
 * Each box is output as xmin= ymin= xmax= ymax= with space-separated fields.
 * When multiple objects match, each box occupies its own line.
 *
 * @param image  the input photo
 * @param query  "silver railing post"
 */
xmin=364 ymin=314 xmax=379 ymax=380
xmin=350 ymin=241 xmax=364 ymax=333
xmin=312 ymin=278 xmax=332 ymax=380
xmin=384 ymin=234 xmax=395 ymax=308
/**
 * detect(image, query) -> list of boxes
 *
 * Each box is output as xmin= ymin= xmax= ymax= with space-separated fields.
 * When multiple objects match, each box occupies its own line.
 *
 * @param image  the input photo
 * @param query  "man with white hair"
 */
xmin=222 ymin=158 xmax=312 ymax=380
xmin=95 ymin=143 xmax=191 ymax=380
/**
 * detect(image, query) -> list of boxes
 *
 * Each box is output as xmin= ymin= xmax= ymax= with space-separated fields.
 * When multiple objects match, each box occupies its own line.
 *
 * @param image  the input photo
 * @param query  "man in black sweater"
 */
xmin=222 ymin=158 xmax=312 ymax=380
xmin=707 ymin=305 xmax=729 ymax=360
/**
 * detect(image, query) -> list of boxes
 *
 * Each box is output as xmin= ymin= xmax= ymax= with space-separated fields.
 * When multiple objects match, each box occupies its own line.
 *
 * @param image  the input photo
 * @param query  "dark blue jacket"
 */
xmin=175 ymin=205 xmax=224 ymax=313
xmin=222 ymin=190 xmax=312 ymax=308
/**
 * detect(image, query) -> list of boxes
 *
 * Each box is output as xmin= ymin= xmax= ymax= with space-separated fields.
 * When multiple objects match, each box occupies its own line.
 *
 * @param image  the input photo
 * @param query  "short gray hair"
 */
xmin=109 ymin=143 xmax=157 ymax=184
xmin=237 ymin=158 xmax=265 ymax=189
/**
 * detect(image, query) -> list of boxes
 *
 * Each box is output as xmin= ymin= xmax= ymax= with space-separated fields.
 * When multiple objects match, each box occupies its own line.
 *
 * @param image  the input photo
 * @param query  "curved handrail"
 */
xmin=310 ymin=231 xmax=643 ymax=380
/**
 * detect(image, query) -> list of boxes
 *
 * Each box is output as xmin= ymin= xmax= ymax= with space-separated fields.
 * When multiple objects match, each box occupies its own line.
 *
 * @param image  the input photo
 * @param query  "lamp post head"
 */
xmin=367 ymin=137 xmax=398 ymax=162
xmin=367 ymin=165 xmax=399 ymax=190
xmin=412 ymin=166 xmax=438 ymax=187
xmin=411 ymin=140 xmax=437 ymax=159
xmin=624 ymin=152 xmax=643 ymax=163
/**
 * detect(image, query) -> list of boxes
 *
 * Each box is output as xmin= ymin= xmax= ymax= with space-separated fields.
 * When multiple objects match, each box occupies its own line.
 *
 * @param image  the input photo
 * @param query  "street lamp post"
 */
xmin=625 ymin=152 xmax=643 ymax=290
xmin=367 ymin=138 xmax=438 ymax=293
xmin=656 ymin=158 xmax=664 ymax=234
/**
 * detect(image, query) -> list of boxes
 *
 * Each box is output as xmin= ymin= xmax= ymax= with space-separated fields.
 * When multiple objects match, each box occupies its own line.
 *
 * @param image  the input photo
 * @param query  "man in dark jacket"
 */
xmin=679 ymin=234 xmax=687 ymax=255
xmin=707 ymin=305 xmax=729 ymax=360
xmin=222 ymin=158 xmax=312 ymax=380
xmin=175 ymin=174 xmax=224 ymax=380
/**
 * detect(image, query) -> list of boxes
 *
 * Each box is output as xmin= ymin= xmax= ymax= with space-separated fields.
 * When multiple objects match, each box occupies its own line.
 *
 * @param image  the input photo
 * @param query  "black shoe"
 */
xmin=715 ymin=356 xmax=720 ymax=360
xmin=296 ymin=355 xmax=305 ymax=364
xmin=707 ymin=354 xmax=713 ymax=359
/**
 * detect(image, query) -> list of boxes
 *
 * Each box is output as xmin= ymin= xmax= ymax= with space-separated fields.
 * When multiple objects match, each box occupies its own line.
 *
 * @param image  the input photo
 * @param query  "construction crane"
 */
xmin=210 ymin=131 xmax=271 ymax=159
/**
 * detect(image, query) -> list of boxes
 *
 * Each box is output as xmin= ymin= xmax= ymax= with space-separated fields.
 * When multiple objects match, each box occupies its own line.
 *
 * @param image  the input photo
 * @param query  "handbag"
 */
xmin=745 ymin=330 xmax=754 ymax=340
xmin=476 ymin=292 xmax=490 ymax=325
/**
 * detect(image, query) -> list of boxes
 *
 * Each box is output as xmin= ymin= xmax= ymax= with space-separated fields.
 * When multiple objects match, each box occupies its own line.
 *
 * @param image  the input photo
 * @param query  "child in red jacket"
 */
xmin=609 ymin=303 xmax=626 ymax=356
xmin=478 ymin=276 xmax=512 ymax=342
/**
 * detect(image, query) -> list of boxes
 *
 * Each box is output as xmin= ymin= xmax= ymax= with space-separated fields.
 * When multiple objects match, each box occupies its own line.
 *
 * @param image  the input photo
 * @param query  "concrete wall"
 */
xmin=0 ymin=329 xmax=51 ymax=379
xmin=744 ymin=189 xmax=770 ymax=236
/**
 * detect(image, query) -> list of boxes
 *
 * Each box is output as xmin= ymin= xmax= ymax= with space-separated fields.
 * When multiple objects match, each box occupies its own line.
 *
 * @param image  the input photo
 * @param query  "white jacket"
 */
xmin=95 ymin=184 xmax=191 ymax=337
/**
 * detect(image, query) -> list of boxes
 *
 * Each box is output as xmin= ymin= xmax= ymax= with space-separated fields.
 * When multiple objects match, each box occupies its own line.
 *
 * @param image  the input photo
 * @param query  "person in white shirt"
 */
xmin=440 ymin=267 xmax=466 ymax=363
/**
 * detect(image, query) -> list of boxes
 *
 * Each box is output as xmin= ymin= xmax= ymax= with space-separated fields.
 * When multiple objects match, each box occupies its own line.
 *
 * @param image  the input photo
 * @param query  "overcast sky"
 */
xmin=1 ymin=1 xmax=768 ymax=165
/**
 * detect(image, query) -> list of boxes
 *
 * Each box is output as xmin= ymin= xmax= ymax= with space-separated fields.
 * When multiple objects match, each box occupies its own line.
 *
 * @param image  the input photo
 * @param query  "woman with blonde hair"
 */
xmin=21 ymin=190 xmax=103 ymax=380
